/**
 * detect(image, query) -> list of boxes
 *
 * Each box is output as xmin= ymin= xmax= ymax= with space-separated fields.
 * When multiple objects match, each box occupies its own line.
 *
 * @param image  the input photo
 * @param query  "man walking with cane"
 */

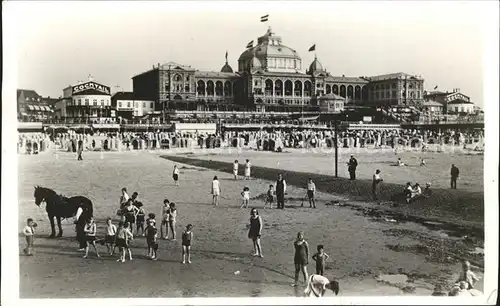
xmin=275 ymin=173 xmax=287 ymax=209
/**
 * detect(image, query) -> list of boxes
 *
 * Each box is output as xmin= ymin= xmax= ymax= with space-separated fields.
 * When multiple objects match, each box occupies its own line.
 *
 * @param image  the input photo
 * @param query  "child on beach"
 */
xmin=233 ymin=160 xmax=239 ymax=180
xmin=292 ymin=231 xmax=309 ymax=287
xmin=145 ymin=219 xmax=158 ymax=260
xmin=311 ymin=245 xmax=330 ymax=276
xmin=181 ymin=224 xmax=194 ymax=264
xmin=167 ymin=202 xmax=177 ymax=240
xmin=83 ymin=217 xmax=100 ymax=259
xmin=160 ymin=199 xmax=170 ymax=239
xmin=104 ymin=217 xmax=117 ymax=256
xmin=115 ymin=221 xmax=134 ymax=262
xmin=248 ymin=208 xmax=263 ymax=258
xmin=306 ymin=178 xmax=316 ymax=208
xmin=456 ymin=260 xmax=480 ymax=289
xmin=22 ymin=218 xmax=37 ymax=256
xmin=173 ymin=165 xmax=180 ymax=186
xmin=211 ymin=176 xmax=221 ymax=206
xmin=135 ymin=202 xmax=146 ymax=236
xmin=240 ymin=186 xmax=250 ymax=209
xmin=264 ymin=185 xmax=274 ymax=209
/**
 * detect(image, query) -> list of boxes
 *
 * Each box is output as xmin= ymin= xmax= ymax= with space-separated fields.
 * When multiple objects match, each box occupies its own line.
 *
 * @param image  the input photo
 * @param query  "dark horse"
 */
xmin=33 ymin=186 xmax=94 ymax=242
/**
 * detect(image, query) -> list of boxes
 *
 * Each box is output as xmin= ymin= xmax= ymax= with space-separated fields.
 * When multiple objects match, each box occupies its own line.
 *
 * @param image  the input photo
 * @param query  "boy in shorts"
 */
xmin=22 ymin=218 xmax=37 ymax=256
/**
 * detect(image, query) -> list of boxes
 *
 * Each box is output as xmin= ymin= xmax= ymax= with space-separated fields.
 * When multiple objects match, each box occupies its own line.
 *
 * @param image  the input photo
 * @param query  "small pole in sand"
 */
xmin=334 ymin=118 xmax=338 ymax=178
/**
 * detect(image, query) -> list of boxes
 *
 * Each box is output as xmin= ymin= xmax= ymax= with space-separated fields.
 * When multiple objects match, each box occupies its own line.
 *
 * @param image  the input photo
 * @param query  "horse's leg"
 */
xmin=56 ymin=216 xmax=63 ymax=237
xmin=48 ymin=214 xmax=56 ymax=238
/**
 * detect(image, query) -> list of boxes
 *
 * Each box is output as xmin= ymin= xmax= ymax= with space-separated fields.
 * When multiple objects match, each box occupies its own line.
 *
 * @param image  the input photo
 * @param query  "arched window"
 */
xmin=304 ymin=81 xmax=312 ymax=97
xmin=224 ymin=81 xmax=232 ymax=96
xmin=354 ymin=86 xmax=361 ymax=100
xmin=275 ymin=79 xmax=283 ymax=96
xmin=347 ymin=85 xmax=353 ymax=99
xmin=265 ymin=79 xmax=273 ymax=96
xmin=333 ymin=85 xmax=339 ymax=95
xmin=197 ymin=80 xmax=206 ymax=95
xmin=174 ymin=74 xmax=182 ymax=82
xmin=284 ymin=80 xmax=293 ymax=96
xmin=340 ymin=85 xmax=346 ymax=98
xmin=206 ymin=80 xmax=214 ymax=96
xmin=294 ymin=81 xmax=302 ymax=96
xmin=215 ymin=81 xmax=223 ymax=96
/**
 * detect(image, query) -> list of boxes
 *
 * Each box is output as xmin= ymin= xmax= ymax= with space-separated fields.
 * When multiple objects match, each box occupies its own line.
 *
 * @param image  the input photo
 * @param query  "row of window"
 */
xmin=372 ymin=91 xmax=422 ymax=99
xmin=373 ymin=83 xmax=422 ymax=90
xmin=118 ymin=101 xmax=154 ymax=108
xmin=262 ymin=99 xmax=311 ymax=105
xmin=71 ymin=98 xmax=110 ymax=106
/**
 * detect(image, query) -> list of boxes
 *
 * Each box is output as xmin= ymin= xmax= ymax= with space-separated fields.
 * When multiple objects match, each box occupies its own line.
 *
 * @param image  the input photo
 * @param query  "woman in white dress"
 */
xmin=244 ymin=159 xmax=251 ymax=180
xmin=211 ymin=176 xmax=221 ymax=206
xmin=233 ymin=160 xmax=239 ymax=180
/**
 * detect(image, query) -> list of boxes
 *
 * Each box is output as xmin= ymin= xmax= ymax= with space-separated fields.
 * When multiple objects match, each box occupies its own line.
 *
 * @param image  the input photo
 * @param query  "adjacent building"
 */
xmin=423 ymin=88 xmax=478 ymax=114
xmin=17 ymin=89 xmax=53 ymax=121
xmin=111 ymin=91 xmax=155 ymax=120
xmin=56 ymin=79 xmax=114 ymax=123
xmin=132 ymin=27 xmax=426 ymax=115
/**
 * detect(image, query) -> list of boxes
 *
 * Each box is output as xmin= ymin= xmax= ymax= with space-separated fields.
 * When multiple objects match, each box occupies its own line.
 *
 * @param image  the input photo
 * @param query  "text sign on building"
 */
xmin=363 ymin=116 xmax=373 ymax=123
xmin=72 ymin=81 xmax=110 ymax=95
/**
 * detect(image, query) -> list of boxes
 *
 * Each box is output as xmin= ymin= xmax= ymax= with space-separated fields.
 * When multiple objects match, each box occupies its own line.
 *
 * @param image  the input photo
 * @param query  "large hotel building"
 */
xmin=132 ymin=27 xmax=425 ymax=114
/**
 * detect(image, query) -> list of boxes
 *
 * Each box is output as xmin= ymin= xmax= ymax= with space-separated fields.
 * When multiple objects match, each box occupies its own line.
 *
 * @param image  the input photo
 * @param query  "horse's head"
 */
xmin=33 ymin=185 xmax=47 ymax=206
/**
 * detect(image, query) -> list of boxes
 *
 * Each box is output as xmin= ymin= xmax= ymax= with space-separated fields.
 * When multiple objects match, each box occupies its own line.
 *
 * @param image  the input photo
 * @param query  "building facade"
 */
xmin=132 ymin=27 xmax=425 ymax=114
xmin=57 ymin=80 xmax=114 ymax=123
xmin=111 ymin=92 xmax=155 ymax=120
xmin=17 ymin=89 xmax=53 ymax=121
xmin=447 ymin=99 xmax=475 ymax=114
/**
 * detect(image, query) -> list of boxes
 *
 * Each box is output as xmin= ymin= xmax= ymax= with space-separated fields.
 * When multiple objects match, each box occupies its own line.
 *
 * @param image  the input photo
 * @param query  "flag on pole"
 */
xmin=308 ymin=44 xmax=316 ymax=52
xmin=261 ymin=14 xmax=269 ymax=22
xmin=434 ymin=85 xmax=438 ymax=90
xmin=246 ymin=40 xmax=254 ymax=48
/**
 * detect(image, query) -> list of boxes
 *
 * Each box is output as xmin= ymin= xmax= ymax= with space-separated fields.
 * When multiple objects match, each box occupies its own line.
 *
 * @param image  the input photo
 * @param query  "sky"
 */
xmin=7 ymin=1 xmax=495 ymax=107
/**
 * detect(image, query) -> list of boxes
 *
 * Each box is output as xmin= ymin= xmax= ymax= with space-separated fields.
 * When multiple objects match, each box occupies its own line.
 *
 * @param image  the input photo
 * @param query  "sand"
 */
xmin=18 ymin=150 xmax=483 ymax=298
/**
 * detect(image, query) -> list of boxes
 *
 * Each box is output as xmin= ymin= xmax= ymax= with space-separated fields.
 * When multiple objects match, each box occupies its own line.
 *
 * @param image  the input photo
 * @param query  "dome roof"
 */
xmin=308 ymin=57 xmax=325 ymax=74
xmin=238 ymin=27 xmax=301 ymax=62
xmin=221 ymin=63 xmax=233 ymax=73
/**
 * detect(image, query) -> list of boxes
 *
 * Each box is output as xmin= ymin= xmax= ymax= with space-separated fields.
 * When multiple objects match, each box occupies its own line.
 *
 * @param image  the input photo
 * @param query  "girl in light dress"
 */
xmin=211 ymin=176 xmax=221 ymax=206
xmin=244 ymin=159 xmax=251 ymax=180
xmin=240 ymin=187 xmax=250 ymax=208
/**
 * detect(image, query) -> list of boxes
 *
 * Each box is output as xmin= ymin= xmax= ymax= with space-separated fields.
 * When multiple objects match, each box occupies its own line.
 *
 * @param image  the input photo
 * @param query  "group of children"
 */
xmin=239 ymin=178 xmax=317 ymax=210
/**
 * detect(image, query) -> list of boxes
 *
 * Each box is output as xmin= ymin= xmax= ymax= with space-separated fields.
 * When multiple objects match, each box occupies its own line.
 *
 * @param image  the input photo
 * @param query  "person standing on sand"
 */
xmin=305 ymin=178 xmax=316 ymax=208
xmin=450 ymin=164 xmax=460 ymax=189
xmin=172 ymin=165 xmax=180 ymax=186
xmin=233 ymin=160 xmax=239 ymax=180
xmin=211 ymin=176 xmax=221 ymax=206
xmin=275 ymin=173 xmax=287 ymax=209
xmin=77 ymin=140 xmax=83 ymax=161
xmin=372 ymin=169 xmax=383 ymax=203
xmin=248 ymin=208 xmax=263 ymax=258
xmin=244 ymin=159 xmax=251 ymax=180
xmin=347 ymin=155 xmax=358 ymax=180
xmin=292 ymin=231 xmax=309 ymax=287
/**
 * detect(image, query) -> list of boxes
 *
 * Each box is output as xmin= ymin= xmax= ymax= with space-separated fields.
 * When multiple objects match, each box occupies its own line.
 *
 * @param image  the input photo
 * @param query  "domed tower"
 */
xmin=307 ymin=55 xmax=326 ymax=75
xmin=238 ymin=27 xmax=302 ymax=73
xmin=220 ymin=51 xmax=234 ymax=73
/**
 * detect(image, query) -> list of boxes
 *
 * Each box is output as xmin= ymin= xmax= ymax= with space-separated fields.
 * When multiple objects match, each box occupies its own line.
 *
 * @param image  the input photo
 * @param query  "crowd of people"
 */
xmin=17 ymin=126 xmax=484 ymax=157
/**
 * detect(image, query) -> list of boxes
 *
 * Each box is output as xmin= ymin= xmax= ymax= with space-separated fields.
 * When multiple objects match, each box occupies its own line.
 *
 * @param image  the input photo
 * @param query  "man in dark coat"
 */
xmin=274 ymin=173 xmax=287 ymax=209
xmin=77 ymin=140 xmax=83 ymax=160
xmin=347 ymin=155 xmax=358 ymax=180
xmin=450 ymin=164 xmax=460 ymax=189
